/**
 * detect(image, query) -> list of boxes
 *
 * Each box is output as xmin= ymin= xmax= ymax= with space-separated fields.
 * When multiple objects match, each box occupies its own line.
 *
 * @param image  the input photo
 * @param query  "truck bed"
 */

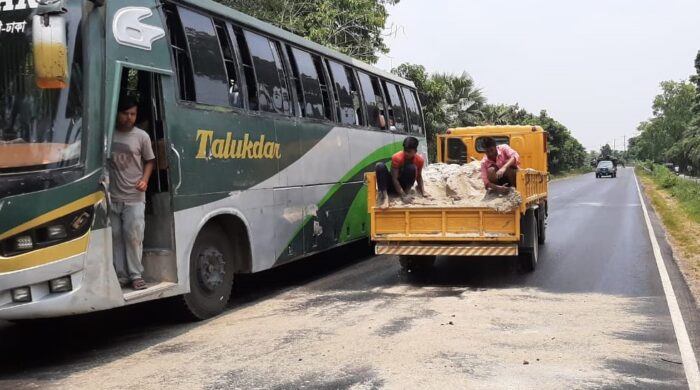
xmin=365 ymin=169 xmax=547 ymax=255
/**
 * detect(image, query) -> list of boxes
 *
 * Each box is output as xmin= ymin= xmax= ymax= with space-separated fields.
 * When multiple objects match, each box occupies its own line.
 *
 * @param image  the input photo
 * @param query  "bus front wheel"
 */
xmin=181 ymin=225 xmax=235 ymax=320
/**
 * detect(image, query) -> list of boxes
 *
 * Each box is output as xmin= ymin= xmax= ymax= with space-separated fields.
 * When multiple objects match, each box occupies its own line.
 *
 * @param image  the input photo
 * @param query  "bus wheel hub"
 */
xmin=198 ymin=248 xmax=226 ymax=291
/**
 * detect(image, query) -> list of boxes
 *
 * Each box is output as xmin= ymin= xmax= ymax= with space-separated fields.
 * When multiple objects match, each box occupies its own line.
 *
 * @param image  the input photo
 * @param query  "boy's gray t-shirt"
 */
xmin=109 ymin=127 xmax=155 ymax=203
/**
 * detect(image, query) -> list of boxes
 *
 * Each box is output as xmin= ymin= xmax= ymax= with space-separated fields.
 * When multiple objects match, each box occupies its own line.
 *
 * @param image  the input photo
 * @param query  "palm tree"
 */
xmin=432 ymin=72 xmax=485 ymax=127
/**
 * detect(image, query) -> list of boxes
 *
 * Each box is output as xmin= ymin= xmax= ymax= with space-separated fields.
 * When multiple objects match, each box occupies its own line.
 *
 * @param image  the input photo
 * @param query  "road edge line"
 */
xmin=634 ymin=172 xmax=700 ymax=389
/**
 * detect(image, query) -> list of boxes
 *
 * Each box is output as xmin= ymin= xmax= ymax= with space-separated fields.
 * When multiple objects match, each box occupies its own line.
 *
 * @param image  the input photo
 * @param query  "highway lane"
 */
xmin=0 ymin=167 xmax=698 ymax=389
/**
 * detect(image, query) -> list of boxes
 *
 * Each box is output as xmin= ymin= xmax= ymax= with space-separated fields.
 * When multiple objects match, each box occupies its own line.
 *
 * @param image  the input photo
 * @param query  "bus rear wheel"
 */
xmin=181 ymin=225 xmax=235 ymax=320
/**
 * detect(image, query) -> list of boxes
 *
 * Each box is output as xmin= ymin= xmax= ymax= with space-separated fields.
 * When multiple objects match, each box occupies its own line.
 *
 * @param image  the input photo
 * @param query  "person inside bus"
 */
xmin=108 ymin=96 xmax=156 ymax=291
xmin=374 ymin=136 xmax=429 ymax=208
xmin=480 ymin=137 xmax=520 ymax=195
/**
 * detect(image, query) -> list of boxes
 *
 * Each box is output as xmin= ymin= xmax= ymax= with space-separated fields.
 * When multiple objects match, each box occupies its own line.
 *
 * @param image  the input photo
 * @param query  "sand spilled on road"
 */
xmin=44 ymin=285 xmax=684 ymax=390
xmin=389 ymin=162 xmax=522 ymax=213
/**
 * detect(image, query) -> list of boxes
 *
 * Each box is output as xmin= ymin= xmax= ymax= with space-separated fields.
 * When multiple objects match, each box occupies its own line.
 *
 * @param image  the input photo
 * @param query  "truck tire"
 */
xmin=538 ymin=210 xmax=547 ymax=245
xmin=399 ymin=255 xmax=436 ymax=271
xmin=179 ymin=225 xmax=235 ymax=320
xmin=520 ymin=211 xmax=539 ymax=272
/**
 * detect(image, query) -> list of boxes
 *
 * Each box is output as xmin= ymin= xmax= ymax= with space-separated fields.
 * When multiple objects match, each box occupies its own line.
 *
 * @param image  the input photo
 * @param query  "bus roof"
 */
xmin=177 ymin=0 xmax=416 ymax=88
xmin=446 ymin=125 xmax=545 ymax=135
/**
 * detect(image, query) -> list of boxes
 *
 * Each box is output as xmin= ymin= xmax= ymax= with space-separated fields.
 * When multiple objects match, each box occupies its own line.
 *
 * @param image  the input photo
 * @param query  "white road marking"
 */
xmin=634 ymin=173 xmax=700 ymax=389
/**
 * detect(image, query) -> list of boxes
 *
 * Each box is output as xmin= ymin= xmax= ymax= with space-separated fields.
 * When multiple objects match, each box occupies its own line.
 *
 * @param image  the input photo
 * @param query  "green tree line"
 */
xmin=392 ymin=64 xmax=587 ymax=173
xmin=628 ymin=51 xmax=700 ymax=174
xmin=216 ymin=0 xmax=588 ymax=173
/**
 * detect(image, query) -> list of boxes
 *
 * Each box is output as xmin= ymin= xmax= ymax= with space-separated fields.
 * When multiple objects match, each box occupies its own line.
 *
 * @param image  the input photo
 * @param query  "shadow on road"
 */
xmin=0 ymin=241 xmax=373 ymax=380
xmin=387 ymin=255 xmax=532 ymax=293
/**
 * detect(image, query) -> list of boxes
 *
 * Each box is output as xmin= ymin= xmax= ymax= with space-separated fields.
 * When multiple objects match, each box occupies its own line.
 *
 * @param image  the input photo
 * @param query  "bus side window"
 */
xmin=270 ymin=40 xmax=292 ymax=116
xmin=346 ymin=67 xmax=366 ymax=126
xmin=312 ymin=55 xmax=334 ymax=121
xmin=176 ymin=6 xmax=229 ymax=106
xmin=383 ymin=81 xmax=407 ymax=132
xmin=233 ymin=27 xmax=259 ymax=111
xmin=285 ymin=45 xmax=305 ymax=117
xmin=214 ymin=20 xmax=243 ymax=108
xmin=401 ymin=86 xmax=423 ymax=134
xmin=163 ymin=4 xmax=195 ymax=101
xmin=243 ymin=30 xmax=291 ymax=115
xmin=288 ymin=47 xmax=325 ymax=120
xmin=357 ymin=71 xmax=387 ymax=130
xmin=327 ymin=60 xmax=358 ymax=126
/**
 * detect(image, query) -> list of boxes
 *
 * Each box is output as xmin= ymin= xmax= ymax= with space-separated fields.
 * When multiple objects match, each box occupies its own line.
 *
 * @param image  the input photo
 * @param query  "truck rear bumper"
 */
xmin=375 ymin=243 xmax=518 ymax=257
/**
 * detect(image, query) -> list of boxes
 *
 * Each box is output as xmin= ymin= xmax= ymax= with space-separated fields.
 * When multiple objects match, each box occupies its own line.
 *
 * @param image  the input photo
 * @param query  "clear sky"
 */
xmin=376 ymin=0 xmax=700 ymax=151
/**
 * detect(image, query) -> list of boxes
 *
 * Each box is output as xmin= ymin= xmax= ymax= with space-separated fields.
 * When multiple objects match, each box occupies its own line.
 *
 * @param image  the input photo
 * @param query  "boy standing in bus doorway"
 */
xmin=374 ymin=136 xmax=429 ymax=208
xmin=108 ymin=96 xmax=155 ymax=291
xmin=480 ymin=137 xmax=520 ymax=195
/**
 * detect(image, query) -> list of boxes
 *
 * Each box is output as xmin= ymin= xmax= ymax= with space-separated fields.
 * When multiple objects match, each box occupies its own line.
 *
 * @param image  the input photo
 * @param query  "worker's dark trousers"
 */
xmin=375 ymin=163 xmax=416 ymax=194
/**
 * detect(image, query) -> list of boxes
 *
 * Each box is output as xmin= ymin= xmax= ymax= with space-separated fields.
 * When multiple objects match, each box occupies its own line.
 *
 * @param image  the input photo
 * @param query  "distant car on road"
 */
xmin=596 ymin=160 xmax=617 ymax=178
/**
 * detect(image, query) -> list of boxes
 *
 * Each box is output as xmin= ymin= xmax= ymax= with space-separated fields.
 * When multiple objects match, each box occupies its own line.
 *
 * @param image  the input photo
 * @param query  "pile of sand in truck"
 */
xmin=388 ymin=161 xmax=522 ymax=213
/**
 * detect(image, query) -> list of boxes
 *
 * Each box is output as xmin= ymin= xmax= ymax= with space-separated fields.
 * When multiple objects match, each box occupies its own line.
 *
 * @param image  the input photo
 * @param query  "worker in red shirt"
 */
xmin=480 ymin=137 xmax=520 ymax=195
xmin=375 ymin=137 xmax=429 ymax=207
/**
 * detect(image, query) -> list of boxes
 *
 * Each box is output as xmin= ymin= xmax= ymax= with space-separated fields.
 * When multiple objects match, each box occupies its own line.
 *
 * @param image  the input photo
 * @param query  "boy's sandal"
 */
xmin=131 ymin=278 xmax=147 ymax=290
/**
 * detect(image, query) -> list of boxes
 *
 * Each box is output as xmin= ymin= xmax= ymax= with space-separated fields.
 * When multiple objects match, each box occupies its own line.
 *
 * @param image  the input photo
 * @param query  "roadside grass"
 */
xmin=637 ymin=166 xmax=700 ymax=297
xmin=550 ymin=167 xmax=591 ymax=180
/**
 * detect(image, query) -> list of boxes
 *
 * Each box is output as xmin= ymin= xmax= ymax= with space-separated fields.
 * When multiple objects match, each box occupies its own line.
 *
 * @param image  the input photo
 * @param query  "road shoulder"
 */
xmin=636 ymin=170 xmax=700 ymax=381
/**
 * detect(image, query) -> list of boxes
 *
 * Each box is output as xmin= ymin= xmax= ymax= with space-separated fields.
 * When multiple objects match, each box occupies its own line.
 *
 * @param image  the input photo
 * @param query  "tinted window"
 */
xmin=244 ymin=31 xmax=290 ymax=115
xmin=233 ymin=27 xmax=258 ymax=110
xmin=358 ymin=72 xmax=386 ymax=129
xmin=475 ymin=136 xmax=510 ymax=152
xmin=290 ymin=47 xmax=324 ymax=119
xmin=214 ymin=21 xmax=242 ymax=108
xmin=383 ymin=81 xmax=406 ymax=132
xmin=164 ymin=5 xmax=195 ymax=101
xmin=402 ymin=86 xmax=424 ymax=134
xmin=313 ymin=56 xmax=334 ymax=121
xmin=327 ymin=61 xmax=357 ymax=125
xmin=447 ymin=138 xmax=467 ymax=164
xmin=178 ymin=7 xmax=229 ymax=106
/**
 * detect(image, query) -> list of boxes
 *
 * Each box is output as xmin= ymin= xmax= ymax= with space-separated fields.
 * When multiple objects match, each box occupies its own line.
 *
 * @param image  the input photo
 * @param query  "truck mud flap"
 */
xmin=375 ymin=244 xmax=518 ymax=257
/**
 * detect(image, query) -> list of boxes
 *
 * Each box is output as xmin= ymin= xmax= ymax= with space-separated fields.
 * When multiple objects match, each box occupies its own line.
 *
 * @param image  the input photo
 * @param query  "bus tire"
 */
xmin=520 ymin=210 xmax=539 ymax=272
xmin=181 ymin=225 xmax=235 ymax=320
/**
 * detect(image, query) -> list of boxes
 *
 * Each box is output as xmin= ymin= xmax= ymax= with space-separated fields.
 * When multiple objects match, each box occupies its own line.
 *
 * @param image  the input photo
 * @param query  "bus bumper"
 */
xmin=0 ymin=229 xmax=125 ymax=320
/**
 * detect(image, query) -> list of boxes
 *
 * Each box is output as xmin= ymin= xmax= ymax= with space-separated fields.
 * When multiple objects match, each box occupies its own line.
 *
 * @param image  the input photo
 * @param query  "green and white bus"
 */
xmin=0 ymin=0 xmax=425 ymax=319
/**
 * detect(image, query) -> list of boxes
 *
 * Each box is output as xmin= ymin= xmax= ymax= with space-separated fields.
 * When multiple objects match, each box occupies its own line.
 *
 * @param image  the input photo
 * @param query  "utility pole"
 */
xmin=623 ymin=135 xmax=626 ymax=154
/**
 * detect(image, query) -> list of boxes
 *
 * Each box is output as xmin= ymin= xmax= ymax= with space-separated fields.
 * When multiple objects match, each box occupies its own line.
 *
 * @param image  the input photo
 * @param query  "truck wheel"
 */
xmin=520 ymin=211 xmax=539 ymax=272
xmin=399 ymin=255 xmax=436 ymax=271
xmin=180 ymin=225 xmax=235 ymax=320
xmin=538 ymin=211 xmax=547 ymax=245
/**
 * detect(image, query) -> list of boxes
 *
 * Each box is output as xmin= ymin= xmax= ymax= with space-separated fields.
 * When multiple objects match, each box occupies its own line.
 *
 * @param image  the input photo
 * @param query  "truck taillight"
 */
xmin=543 ymin=133 xmax=548 ymax=153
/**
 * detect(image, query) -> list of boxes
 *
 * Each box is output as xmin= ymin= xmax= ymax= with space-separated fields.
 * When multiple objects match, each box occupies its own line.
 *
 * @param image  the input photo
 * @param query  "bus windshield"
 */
xmin=0 ymin=1 xmax=84 ymax=174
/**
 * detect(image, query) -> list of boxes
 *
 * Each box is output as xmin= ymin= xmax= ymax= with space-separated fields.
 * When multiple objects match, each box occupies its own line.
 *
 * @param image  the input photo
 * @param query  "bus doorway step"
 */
xmin=123 ymin=281 xmax=178 ymax=302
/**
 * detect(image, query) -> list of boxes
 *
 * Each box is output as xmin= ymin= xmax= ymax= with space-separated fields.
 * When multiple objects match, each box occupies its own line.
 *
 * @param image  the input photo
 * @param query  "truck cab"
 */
xmin=437 ymin=125 xmax=548 ymax=172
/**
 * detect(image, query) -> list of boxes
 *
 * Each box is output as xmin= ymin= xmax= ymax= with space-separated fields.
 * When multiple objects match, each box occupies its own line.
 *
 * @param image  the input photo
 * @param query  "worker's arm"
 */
xmin=391 ymin=167 xmax=413 ymax=203
xmin=496 ymin=146 xmax=520 ymax=179
xmin=137 ymin=160 xmax=155 ymax=192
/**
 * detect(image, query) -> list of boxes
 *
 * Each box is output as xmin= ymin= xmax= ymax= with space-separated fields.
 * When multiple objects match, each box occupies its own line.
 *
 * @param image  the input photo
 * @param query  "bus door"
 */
xmin=116 ymin=68 xmax=178 ymax=290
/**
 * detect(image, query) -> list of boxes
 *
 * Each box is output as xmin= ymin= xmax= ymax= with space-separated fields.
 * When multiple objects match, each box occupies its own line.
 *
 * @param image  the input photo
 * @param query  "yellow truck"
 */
xmin=366 ymin=126 xmax=549 ymax=271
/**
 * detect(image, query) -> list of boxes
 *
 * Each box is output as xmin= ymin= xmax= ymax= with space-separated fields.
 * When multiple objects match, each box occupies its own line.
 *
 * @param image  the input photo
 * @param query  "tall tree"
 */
xmin=600 ymin=144 xmax=613 ymax=158
xmin=392 ymin=64 xmax=485 ymax=159
xmin=218 ymin=0 xmax=398 ymax=63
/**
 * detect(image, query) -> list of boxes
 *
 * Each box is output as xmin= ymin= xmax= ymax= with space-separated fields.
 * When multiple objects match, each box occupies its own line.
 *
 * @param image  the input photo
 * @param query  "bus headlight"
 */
xmin=11 ymin=287 xmax=32 ymax=303
xmin=46 ymin=225 xmax=68 ymax=240
xmin=0 ymin=207 xmax=94 ymax=257
xmin=49 ymin=277 xmax=73 ymax=293
xmin=14 ymin=235 xmax=34 ymax=251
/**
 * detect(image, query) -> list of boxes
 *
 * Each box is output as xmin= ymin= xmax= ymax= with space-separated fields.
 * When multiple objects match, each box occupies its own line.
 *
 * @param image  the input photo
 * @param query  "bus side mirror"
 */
xmin=32 ymin=1 xmax=69 ymax=89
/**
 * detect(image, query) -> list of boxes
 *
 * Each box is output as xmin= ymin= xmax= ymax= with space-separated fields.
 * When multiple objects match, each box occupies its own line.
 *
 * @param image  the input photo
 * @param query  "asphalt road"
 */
xmin=1 ymin=168 xmax=699 ymax=389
